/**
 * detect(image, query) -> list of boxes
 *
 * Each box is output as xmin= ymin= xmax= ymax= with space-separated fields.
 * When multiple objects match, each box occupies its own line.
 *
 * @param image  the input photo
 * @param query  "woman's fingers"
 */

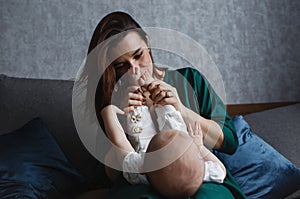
xmin=148 ymin=84 xmax=170 ymax=103
xmin=127 ymin=89 xmax=145 ymax=107
xmin=128 ymin=99 xmax=145 ymax=106
xmin=126 ymin=85 xmax=140 ymax=93
xmin=128 ymin=92 xmax=144 ymax=102
xmin=151 ymin=89 xmax=170 ymax=104
xmin=147 ymin=80 xmax=170 ymax=91
xmin=122 ymin=85 xmax=146 ymax=113
xmin=156 ymin=94 xmax=180 ymax=110
xmin=147 ymin=80 xmax=182 ymax=111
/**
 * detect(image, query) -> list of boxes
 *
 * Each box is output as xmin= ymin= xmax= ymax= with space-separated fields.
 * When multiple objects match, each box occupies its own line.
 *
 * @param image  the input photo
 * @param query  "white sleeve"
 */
xmin=155 ymin=105 xmax=187 ymax=133
xmin=122 ymin=151 xmax=149 ymax=184
xmin=203 ymin=161 xmax=226 ymax=183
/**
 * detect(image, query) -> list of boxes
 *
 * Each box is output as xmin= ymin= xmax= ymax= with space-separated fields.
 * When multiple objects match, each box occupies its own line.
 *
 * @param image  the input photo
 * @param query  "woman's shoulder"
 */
xmin=166 ymin=66 xmax=204 ymax=79
xmin=165 ymin=67 xmax=206 ymax=88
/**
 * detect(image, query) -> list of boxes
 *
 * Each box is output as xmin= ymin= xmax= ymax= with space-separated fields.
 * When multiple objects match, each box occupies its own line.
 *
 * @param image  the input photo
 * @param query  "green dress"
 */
xmin=106 ymin=67 xmax=246 ymax=199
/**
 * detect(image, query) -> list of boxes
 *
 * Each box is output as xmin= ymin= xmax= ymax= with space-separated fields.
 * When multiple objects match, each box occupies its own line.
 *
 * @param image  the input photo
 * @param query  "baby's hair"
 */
xmin=144 ymin=130 xmax=204 ymax=198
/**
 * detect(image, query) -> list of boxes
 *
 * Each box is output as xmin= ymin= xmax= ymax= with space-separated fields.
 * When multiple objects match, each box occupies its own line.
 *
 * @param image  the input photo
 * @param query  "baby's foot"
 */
xmin=129 ymin=73 xmax=140 ymax=86
xmin=187 ymin=122 xmax=203 ymax=147
xmin=138 ymin=71 xmax=154 ymax=88
xmin=126 ymin=66 xmax=141 ymax=86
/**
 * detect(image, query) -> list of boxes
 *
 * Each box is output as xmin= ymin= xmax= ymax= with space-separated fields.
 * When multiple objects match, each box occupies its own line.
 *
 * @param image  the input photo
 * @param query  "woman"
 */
xmin=86 ymin=11 xmax=246 ymax=198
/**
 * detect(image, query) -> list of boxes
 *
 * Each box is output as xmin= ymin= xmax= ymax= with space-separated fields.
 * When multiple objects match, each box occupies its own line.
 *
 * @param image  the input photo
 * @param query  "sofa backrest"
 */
xmin=0 ymin=74 xmax=101 ymax=186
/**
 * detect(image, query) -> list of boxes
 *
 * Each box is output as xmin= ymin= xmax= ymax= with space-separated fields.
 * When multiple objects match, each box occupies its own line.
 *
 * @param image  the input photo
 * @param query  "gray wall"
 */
xmin=1 ymin=0 xmax=299 ymax=104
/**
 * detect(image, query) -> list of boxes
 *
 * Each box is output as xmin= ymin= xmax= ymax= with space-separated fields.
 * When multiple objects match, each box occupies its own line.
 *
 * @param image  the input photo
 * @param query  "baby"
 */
xmin=144 ymin=123 xmax=226 ymax=198
xmin=122 ymin=70 xmax=187 ymax=184
xmin=121 ymin=70 xmax=226 ymax=197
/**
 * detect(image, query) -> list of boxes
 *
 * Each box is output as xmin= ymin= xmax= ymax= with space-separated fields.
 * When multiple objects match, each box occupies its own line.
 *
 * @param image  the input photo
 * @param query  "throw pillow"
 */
xmin=214 ymin=115 xmax=300 ymax=199
xmin=0 ymin=118 xmax=83 ymax=198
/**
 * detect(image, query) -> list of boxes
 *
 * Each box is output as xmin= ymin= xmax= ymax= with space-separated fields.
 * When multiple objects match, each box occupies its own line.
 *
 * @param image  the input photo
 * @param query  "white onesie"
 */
xmin=122 ymin=104 xmax=225 ymax=184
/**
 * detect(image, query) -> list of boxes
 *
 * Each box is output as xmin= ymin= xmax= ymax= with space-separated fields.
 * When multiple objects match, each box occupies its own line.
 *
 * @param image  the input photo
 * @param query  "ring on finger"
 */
xmin=165 ymin=91 xmax=170 ymax=98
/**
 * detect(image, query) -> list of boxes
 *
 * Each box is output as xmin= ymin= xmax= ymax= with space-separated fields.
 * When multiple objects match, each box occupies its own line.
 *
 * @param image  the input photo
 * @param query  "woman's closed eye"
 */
xmin=134 ymin=50 xmax=143 ymax=60
xmin=113 ymin=62 xmax=130 ymax=70
xmin=113 ymin=49 xmax=144 ymax=70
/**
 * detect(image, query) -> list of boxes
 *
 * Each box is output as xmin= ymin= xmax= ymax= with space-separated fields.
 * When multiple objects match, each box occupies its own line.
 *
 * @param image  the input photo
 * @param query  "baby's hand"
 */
xmin=187 ymin=122 xmax=204 ymax=148
xmin=101 ymin=105 xmax=125 ymax=118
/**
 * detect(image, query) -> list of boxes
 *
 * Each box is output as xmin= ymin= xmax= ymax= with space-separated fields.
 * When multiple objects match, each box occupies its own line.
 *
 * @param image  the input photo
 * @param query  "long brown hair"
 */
xmin=87 ymin=11 xmax=163 ymax=128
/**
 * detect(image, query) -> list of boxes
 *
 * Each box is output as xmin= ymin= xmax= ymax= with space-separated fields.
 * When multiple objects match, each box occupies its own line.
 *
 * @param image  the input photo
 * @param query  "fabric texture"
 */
xmin=214 ymin=115 xmax=300 ymax=199
xmin=203 ymin=161 xmax=226 ymax=183
xmin=0 ymin=118 xmax=84 ymax=199
xmin=155 ymin=104 xmax=187 ymax=132
xmin=123 ymin=104 xmax=187 ymax=185
xmin=126 ymin=105 xmax=157 ymax=152
xmin=123 ymin=152 xmax=148 ymax=184
xmin=243 ymin=103 xmax=300 ymax=167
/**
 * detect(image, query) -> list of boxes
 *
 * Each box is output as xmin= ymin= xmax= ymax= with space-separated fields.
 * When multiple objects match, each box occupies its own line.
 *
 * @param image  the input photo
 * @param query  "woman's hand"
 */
xmin=122 ymin=85 xmax=146 ymax=113
xmin=147 ymin=80 xmax=183 ymax=111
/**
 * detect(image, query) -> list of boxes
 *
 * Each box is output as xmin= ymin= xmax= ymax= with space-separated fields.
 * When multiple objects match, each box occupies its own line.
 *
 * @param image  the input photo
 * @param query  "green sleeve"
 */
xmin=165 ymin=67 xmax=238 ymax=154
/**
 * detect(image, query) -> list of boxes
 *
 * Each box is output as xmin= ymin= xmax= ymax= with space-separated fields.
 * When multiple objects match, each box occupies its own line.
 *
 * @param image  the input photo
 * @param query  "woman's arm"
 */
xmin=147 ymin=79 xmax=225 ymax=150
xmin=148 ymin=68 xmax=238 ymax=154
xmin=181 ymin=106 xmax=224 ymax=149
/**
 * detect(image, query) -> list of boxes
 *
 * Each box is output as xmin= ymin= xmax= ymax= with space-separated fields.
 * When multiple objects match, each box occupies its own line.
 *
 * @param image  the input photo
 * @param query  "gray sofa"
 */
xmin=0 ymin=75 xmax=106 ymax=198
xmin=0 ymin=74 xmax=299 ymax=198
xmin=243 ymin=105 xmax=300 ymax=199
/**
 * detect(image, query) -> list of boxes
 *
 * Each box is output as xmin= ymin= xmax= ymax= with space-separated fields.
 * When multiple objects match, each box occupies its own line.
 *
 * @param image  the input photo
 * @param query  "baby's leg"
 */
xmin=155 ymin=105 xmax=187 ymax=133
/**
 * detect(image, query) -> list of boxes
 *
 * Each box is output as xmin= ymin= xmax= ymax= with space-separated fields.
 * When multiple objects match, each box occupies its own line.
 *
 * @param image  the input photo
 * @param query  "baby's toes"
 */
xmin=138 ymin=77 xmax=146 ymax=87
xmin=144 ymin=71 xmax=154 ymax=85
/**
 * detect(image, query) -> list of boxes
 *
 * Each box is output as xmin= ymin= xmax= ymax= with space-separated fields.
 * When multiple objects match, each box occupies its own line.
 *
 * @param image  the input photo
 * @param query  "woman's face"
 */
xmin=109 ymin=31 xmax=153 ymax=79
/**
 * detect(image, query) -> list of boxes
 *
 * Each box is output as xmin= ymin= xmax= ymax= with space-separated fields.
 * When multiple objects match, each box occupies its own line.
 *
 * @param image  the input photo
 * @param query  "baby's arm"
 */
xmin=188 ymin=122 xmax=226 ymax=177
xmin=101 ymin=105 xmax=135 ymax=164
xmin=101 ymin=105 xmax=149 ymax=185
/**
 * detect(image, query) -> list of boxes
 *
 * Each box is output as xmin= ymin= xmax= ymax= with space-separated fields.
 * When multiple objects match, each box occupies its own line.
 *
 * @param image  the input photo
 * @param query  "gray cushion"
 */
xmin=0 ymin=74 xmax=101 ymax=187
xmin=243 ymin=103 xmax=300 ymax=167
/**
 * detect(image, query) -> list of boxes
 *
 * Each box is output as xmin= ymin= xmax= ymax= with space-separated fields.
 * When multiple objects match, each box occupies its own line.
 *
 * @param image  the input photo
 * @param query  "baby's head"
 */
xmin=144 ymin=130 xmax=205 ymax=198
